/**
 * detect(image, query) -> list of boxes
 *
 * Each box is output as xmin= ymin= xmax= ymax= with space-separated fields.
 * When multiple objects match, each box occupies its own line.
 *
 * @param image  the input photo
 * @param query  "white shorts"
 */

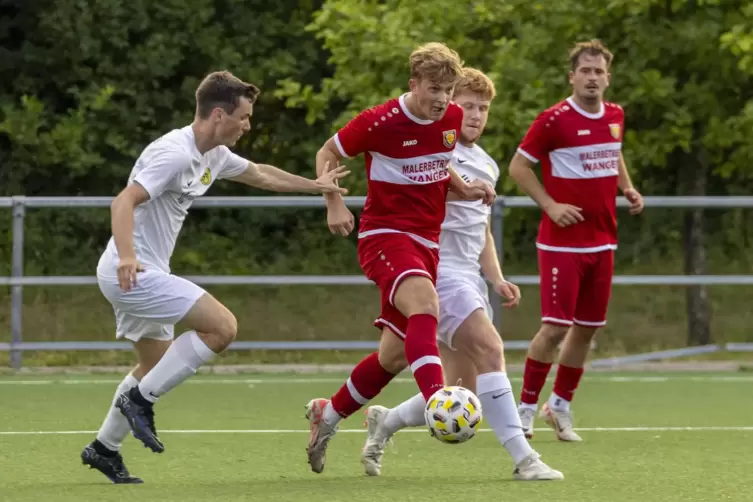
xmin=436 ymin=273 xmax=493 ymax=350
xmin=97 ymin=267 xmax=206 ymax=342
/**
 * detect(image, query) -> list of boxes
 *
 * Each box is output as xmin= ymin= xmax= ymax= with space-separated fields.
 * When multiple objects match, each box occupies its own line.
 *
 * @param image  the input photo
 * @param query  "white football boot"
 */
xmin=513 ymin=452 xmax=565 ymax=481
xmin=540 ymin=402 xmax=582 ymax=442
xmin=361 ymin=405 xmax=394 ymax=476
xmin=305 ymin=398 xmax=339 ymax=473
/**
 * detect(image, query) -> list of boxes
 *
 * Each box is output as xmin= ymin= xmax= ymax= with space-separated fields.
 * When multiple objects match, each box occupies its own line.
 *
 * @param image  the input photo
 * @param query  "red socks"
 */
xmin=404 ymin=314 xmax=444 ymax=400
xmin=330 ymin=352 xmax=395 ymax=418
xmin=552 ymin=364 xmax=585 ymax=402
xmin=520 ymin=358 xmax=552 ymax=405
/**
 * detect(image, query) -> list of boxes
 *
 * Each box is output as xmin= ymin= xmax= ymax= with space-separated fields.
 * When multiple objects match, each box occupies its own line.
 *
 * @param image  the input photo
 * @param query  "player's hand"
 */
xmin=545 ymin=202 xmax=584 ymax=228
xmin=314 ymin=161 xmax=350 ymax=194
xmin=327 ymin=203 xmax=355 ymax=236
xmin=493 ymin=279 xmax=521 ymax=308
xmin=623 ymin=188 xmax=644 ymax=215
xmin=117 ymin=256 xmax=143 ymax=292
xmin=462 ymin=180 xmax=496 ymax=206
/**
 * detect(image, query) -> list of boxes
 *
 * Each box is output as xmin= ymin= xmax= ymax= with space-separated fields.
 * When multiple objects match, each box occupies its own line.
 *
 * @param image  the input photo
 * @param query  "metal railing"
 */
xmin=3 ymin=195 xmax=753 ymax=369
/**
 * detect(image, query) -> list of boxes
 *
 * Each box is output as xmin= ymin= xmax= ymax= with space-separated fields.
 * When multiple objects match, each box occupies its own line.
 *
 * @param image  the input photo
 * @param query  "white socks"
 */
xmin=138 ymin=331 xmax=217 ymax=403
xmin=322 ymin=402 xmax=342 ymax=427
xmin=96 ymin=373 xmax=139 ymax=451
xmin=477 ymin=371 xmax=533 ymax=465
xmin=382 ymin=392 xmax=426 ymax=435
xmin=548 ymin=392 xmax=570 ymax=412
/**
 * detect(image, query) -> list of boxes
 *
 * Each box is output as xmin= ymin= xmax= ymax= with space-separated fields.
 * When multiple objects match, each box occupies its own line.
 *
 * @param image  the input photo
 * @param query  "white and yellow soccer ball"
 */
xmin=424 ymin=386 xmax=483 ymax=444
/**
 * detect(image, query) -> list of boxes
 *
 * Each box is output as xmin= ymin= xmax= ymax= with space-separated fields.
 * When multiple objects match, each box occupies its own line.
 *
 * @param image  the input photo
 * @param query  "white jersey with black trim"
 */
xmin=97 ymin=126 xmax=248 ymax=274
xmin=438 ymin=142 xmax=500 ymax=276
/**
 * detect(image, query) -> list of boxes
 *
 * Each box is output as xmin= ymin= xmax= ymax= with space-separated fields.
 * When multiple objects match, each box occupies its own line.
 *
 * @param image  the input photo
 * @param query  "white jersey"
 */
xmin=438 ymin=142 xmax=500 ymax=276
xmin=98 ymin=126 xmax=248 ymax=274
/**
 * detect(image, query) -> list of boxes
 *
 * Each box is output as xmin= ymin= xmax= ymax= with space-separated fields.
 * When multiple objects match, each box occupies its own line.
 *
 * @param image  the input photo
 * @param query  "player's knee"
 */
xmin=570 ymin=324 xmax=598 ymax=344
xmin=537 ymin=323 xmax=569 ymax=347
xmin=378 ymin=337 xmax=408 ymax=373
xmin=378 ymin=350 xmax=407 ymax=374
xmin=215 ymin=310 xmax=238 ymax=346
xmin=395 ymin=277 xmax=439 ymax=318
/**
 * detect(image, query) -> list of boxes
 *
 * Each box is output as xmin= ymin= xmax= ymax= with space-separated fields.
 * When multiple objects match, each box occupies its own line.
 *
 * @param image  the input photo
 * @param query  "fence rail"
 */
xmin=3 ymin=195 xmax=753 ymax=369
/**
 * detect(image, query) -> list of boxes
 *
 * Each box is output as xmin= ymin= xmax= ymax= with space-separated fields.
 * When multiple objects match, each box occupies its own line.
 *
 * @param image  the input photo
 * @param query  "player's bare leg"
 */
xmin=518 ymin=323 xmax=569 ymax=438
xmin=116 ymin=293 xmax=237 ymax=453
xmin=307 ymin=328 xmax=406 ymax=474
xmin=539 ymin=324 xmax=597 ymax=442
xmin=82 ymin=338 xmax=171 ymax=483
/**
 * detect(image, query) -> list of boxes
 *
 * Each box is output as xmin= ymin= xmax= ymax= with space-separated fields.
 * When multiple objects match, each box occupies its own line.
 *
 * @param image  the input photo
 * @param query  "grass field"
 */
xmin=1 ymin=371 xmax=752 ymax=501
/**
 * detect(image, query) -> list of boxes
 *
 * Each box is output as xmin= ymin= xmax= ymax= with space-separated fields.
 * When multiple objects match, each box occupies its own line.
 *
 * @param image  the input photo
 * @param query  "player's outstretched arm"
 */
xmin=508 ymin=152 xmax=583 ymax=228
xmin=228 ymin=161 xmax=349 ymax=195
xmin=479 ymin=218 xmax=520 ymax=308
xmin=110 ymin=183 xmax=150 ymax=292
xmin=617 ymin=153 xmax=644 ymax=215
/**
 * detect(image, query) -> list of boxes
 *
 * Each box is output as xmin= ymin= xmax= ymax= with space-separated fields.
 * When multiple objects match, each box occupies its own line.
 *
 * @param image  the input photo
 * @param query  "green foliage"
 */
xmin=0 ymin=0 xmax=753 ymax=278
xmin=277 ymin=0 xmax=753 ymax=264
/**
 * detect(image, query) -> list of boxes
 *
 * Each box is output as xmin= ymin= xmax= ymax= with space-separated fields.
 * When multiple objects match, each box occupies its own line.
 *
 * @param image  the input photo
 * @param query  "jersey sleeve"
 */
xmin=332 ymin=107 xmax=379 ymax=158
xmin=132 ymin=148 xmax=189 ymax=200
xmin=217 ymin=148 xmax=249 ymax=179
xmin=517 ymin=111 xmax=554 ymax=163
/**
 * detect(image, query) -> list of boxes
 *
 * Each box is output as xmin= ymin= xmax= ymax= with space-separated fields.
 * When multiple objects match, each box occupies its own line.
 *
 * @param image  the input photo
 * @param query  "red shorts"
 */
xmin=538 ymin=249 xmax=614 ymax=327
xmin=358 ymin=233 xmax=439 ymax=339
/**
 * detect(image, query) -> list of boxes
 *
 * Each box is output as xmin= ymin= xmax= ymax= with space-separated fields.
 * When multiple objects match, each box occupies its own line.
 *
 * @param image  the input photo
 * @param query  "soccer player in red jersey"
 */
xmin=509 ymin=40 xmax=644 ymax=441
xmin=304 ymin=43 xmax=495 ymax=473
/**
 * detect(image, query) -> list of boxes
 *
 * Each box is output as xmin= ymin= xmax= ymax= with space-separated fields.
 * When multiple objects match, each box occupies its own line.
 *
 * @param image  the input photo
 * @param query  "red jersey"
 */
xmin=334 ymin=94 xmax=463 ymax=248
xmin=517 ymin=97 xmax=624 ymax=252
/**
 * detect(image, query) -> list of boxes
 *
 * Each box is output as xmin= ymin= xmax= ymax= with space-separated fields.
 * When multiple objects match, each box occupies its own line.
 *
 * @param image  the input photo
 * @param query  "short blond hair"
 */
xmin=409 ymin=42 xmax=464 ymax=84
xmin=569 ymin=39 xmax=614 ymax=71
xmin=195 ymin=71 xmax=260 ymax=119
xmin=453 ymin=67 xmax=496 ymax=101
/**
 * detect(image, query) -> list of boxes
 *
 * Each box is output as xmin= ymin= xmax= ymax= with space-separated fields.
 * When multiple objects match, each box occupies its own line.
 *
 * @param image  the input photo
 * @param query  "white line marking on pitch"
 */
xmin=2 ymin=376 xmax=753 ymax=386
xmin=2 ymin=426 xmax=753 ymax=436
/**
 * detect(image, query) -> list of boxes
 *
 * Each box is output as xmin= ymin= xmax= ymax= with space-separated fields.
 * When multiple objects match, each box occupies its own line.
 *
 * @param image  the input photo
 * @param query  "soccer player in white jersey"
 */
xmin=358 ymin=68 xmax=563 ymax=481
xmin=510 ymin=40 xmax=644 ymax=441
xmin=80 ymin=71 xmax=348 ymax=484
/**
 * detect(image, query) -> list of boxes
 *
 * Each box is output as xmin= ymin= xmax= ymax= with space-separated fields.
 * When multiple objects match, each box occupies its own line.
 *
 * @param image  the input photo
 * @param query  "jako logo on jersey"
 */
xmin=200 ymin=167 xmax=212 ymax=185
xmin=609 ymin=124 xmax=621 ymax=139
xmin=403 ymin=139 xmax=417 ymax=146
xmin=577 ymin=129 xmax=591 ymax=136
xmin=442 ymin=129 xmax=457 ymax=148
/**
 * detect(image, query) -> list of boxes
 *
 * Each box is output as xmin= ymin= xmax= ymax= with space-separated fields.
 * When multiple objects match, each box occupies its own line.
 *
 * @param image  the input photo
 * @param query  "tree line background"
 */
xmin=2 ymin=0 xmax=753 ymax=351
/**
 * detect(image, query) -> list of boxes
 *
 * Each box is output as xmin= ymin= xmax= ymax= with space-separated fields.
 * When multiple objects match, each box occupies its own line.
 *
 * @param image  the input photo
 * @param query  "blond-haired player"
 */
xmin=304 ymin=44 xmax=496 ymax=474
xmin=359 ymin=68 xmax=563 ymax=481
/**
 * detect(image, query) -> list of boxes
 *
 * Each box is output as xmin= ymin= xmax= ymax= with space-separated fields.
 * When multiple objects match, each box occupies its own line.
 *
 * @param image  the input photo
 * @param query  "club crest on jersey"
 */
xmin=200 ymin=167 xmax=212 ymax=185
xmin=609 ymin=123 xmax=621 ymax=139
xmin=442 ymin=129 xmax=457 ymax=148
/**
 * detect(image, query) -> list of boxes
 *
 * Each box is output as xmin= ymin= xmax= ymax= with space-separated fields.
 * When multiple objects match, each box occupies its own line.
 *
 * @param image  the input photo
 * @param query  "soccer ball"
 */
xmin=424 ymin=386 xmax=483 ymax=444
